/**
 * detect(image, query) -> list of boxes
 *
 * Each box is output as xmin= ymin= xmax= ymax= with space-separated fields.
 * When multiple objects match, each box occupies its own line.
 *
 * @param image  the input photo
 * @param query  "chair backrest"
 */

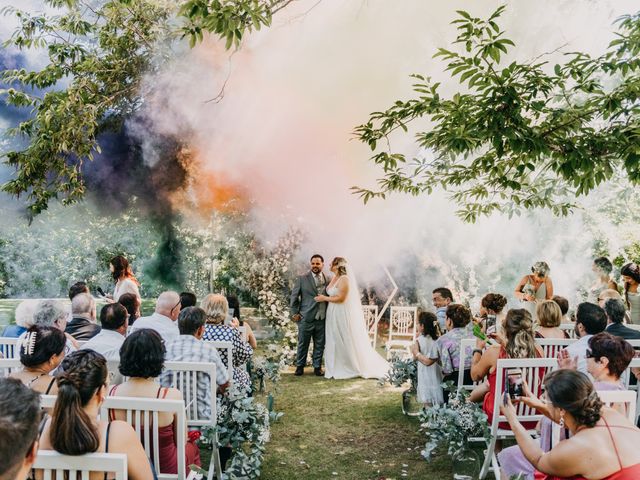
xmin=163 ymin=360 xmax=217 ymax=428
xmin=236 ymin=325 xmax=247 ymax=342
xmin=362 ymin=305 xmax=379 ymax=348
xmin=33 ymin=450 xmax=128 ymax=480
xmin=0 ymin=336 xmax=19 ymax=359
xmin=204 ymin=340 xmax=233 ymax=380
xmin=597 ymin=390 xmax=637 ymax=422
xmin=100 ymin=396 xmax=186 ymax=480
xmin=388 ymin=306 xmax=417 ymax=342
xmin=0 ymin=358 xmax=22 ymax=378
xmin=559 ymin=323 xmax=577 ymax=339
xmin=535 ymin=338 xmax=577 ymax=358
xmin=457 ymin=339 xmax=478 ymax=391
xmin=491 ymin=358 xmax=558 ymax=430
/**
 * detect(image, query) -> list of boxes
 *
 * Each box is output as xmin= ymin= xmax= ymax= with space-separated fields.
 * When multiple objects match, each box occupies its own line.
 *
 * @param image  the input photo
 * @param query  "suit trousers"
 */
xmin=296 ymin=318 xmax=326 ymax=368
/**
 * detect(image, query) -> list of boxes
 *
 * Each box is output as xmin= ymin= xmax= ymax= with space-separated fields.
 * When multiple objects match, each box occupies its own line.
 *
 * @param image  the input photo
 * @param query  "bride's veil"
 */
xmin=344 ymin=262 xmax=371 ymax=342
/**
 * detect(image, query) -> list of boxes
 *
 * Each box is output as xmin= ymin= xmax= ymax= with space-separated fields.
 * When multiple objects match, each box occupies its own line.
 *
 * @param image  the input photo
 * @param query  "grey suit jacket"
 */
xmin=290 ymin=271 xmax=330 ymax=321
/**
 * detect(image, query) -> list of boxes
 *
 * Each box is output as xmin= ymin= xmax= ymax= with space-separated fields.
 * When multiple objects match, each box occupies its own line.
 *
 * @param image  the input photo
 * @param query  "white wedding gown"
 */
xmin=324 ymin=269 xmax=389 ymax=379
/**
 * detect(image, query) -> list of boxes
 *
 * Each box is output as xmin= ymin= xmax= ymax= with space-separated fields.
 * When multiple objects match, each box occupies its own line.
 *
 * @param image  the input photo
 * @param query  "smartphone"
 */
xmin=224 ymin=308 xmax=235 ymax=326
xmin=485 ymin=315 xmax=497 ymax=334
xmin=506 ymin=369 xmax=524 ymax=399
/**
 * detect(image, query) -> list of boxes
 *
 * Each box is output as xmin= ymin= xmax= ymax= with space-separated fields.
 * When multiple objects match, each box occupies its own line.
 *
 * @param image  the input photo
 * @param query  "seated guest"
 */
xmin=479 ymin=293 xmax=507 ymax=335
xmin=599 ymin=289 xmax=633 ymax=324
xmin=564 ymin=302 xmax=607 ymax=374
xmin=471 ymin=308 xmax=543 ymax=425
xmin=110 ymin=329 xmax=200 ymax=474
xmin=552 ymin=295 xmax=570 ymax=322
xmin=603 ymin=298 xmax=640 ymax=340
xmin=201 ymin=294 xmax=253 ymax=394
xmin=2 ymin=299 xmax=38 ymax=338
xmin=37 ymin=350 xmax=154 ymax=480
xmin=535 ymin=300 xmax=568 ymax=339
xmin=501 ymin=369 xmax=640 ymax=480
xmin=590 ymin=257 xmax=619 ymax=302
xmin=417 ymin=304 xmax=474 ymax=403
xmin=29 ymin=299 xmax=77 ymax=355
xmin=0 ymin=378 xmax=41 ymax=480
xmin=159 ymin=307 xmax=230 ymax=419
xmin=65 ymin=292 xmax=101 ymax=341
xmin=118 ymin=292 xmax=141 ymax=325
xmin=499 ymin=332 xmax=636 ymax=480
xmin=68 ymin=281 xmax=90 ymax=300
xmin=130 ymin=291 xmax=181 ymax=344
xmin=432 ymin=287 xmax=454 ymax=330
xmin=180 ymin=292 xmax=197 ymax=309
xmin=10 ymin=325 xmax=65 ymax=394
xmin=81 ymin=303 xmax=129 ymax=360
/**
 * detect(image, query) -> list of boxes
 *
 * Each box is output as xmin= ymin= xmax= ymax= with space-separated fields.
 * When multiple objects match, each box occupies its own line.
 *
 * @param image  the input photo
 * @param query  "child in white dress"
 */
xmin=414 ymin=312 xmax=444 ymax=406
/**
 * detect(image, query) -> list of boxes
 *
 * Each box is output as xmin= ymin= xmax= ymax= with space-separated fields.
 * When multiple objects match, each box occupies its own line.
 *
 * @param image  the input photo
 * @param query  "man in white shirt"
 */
xmin=130 ymin=291 xmax=181 ymax=344
xmin=82 ymin=303 xmax=128 ymax=360
xmin=564 ymin=302 xmax=607 ymax=374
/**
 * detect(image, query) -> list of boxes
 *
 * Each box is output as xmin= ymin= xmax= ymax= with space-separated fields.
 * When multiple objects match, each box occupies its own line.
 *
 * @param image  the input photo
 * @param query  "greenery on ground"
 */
xmin=355 ymin=7 xmax=640 ymax=222
xmin=260 ymin=371 xmax=452 ymax=480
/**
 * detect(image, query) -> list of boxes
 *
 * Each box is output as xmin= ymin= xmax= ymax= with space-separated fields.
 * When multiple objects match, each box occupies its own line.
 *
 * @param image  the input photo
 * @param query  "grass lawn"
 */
xmin=259 ymin=368 xmax=451 ymax=480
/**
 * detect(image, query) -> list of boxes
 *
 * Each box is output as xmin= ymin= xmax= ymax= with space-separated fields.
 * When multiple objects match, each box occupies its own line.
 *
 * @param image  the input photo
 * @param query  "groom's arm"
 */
xmin=290 ymin=276 xmax=302 ymax=319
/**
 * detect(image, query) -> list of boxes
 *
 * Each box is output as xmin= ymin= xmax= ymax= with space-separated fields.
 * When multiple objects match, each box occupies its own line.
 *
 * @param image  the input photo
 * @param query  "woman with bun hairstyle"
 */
xmin=480 ymin=293 xmax=508 ymax=335
xmin=535 ymin=300 xmax=568 ymax=339
xmin=621 ymin=262 xmax=640 ymax=324
xmin=501 ymin=369 xmax=640 ymax=480
xmin=10 ymin=325 xmax=65 ymax=394
xmin=36 ymin=349 xmax=154 ymax=480
xmin=471 ymin=308 xmax=543 ymax=426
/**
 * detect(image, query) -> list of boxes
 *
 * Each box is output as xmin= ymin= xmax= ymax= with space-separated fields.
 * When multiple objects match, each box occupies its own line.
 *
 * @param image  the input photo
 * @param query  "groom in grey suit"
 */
xmin=290 ymin=254 xmax=329 ymax=376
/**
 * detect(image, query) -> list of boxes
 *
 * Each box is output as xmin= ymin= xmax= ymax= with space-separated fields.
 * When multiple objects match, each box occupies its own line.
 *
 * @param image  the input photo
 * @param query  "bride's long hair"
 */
xmin=331 ymin=257 xmax=348 ymax=276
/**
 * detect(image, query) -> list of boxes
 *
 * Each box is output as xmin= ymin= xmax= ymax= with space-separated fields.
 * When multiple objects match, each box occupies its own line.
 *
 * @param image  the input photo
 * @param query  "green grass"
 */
xmin=260 ymin=368 xmax=451 ymax=480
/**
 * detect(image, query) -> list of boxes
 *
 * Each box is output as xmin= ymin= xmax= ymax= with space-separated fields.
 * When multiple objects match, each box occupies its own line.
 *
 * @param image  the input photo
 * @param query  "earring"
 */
xmin=559 ymin=412 xmax=565 ymax=428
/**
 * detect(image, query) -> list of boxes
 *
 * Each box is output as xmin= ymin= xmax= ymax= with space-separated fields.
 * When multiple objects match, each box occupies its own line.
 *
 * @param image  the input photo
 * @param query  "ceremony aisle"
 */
xmin=260 ymin=371 xmax=451 ymax=479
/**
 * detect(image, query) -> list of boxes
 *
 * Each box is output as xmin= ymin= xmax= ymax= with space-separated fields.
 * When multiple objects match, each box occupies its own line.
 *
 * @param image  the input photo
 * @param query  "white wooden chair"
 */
xmin=479 ymin=358 xmax=558 ymax=480
xmin=457 ymin=338 xmax=479 ymax=392
xmin=33 ymin=450 xmax=128 ymax=480
xmin=0 ymin=336 xmax=19 ymax=359
xmin=0 ymin=358 xmax=22 ymax=378
xmin=205 ymin=340 xmax=234 ymax=381
xmin=386 ymin=306 xmax=417 ymax=359
xmin=100 ymin=396 xmax=187 ymax=480
xmin=559 ymin=323 xmax=577 ymax=339
xmin=535 ymin=338 xmax=577 ymax=359
xmin=362 ymin=305 xmax=379 ymax=348
xmin=163 ymin=361 xmax=221 ymax=480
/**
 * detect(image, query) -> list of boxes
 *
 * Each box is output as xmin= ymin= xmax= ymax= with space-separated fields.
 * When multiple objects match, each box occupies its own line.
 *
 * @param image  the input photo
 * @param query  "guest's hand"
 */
xmin=230 ymin=318 xmax=240 ymax=328
xmin=314 ymin=295 xmax=328 ymax=302
xmin=488 ymin=332 xmax=506 ymax=347
xmin=292 ymin=314 xmax=302 ymax=322
xmin=475 ymin=337 xmax=486 ymax=351
xmin=500 ymin=394 xmax=518 ymax=423
xmin=557 ymin=349 xmax=578 ymax=370
xmin=410 ymin=341 xmax=420 ymax=359
xmin=524 ymin=294 xmax=535 ymax=302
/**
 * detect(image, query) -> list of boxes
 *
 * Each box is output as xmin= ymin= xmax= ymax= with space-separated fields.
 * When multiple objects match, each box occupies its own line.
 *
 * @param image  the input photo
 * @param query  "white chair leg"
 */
xmin=479 ymin=435 xmax=497 ymax=479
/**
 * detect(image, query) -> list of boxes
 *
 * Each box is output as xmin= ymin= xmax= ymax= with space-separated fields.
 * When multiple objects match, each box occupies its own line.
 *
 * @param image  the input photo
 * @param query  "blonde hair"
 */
xmin=200 ymin=294 xmax=228 ymax=324
xmin=331 ymin=257 xmax=347 ymax=276
xmin=536 ymin=300 xmax=562 ymax=328
xmin=504 ymin=309 xmax=538 ymax=359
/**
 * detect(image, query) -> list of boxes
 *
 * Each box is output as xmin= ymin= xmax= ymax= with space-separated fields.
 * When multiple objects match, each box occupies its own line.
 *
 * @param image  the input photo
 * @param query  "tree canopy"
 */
xmin=0 ymin=0 xmax=295 ymax=217
xmin=354 ymin=7 xmax=640 ymax=222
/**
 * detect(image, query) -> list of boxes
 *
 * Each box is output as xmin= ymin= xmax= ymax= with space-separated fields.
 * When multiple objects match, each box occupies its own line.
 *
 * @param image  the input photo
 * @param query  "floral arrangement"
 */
xmin=379 ymin=355 xmax=418 ymax=392
xmin=251 ymin=353 xmax=284 ymax=394
xmin=419 ymin=383 xmax=490 ymax=460
xmin=197 ymin=387 xmax=279 ymax=479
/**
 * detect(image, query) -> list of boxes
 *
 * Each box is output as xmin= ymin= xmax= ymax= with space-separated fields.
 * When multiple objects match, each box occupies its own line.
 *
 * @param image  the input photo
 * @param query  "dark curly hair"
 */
xmin=588 ymin=332 xmax=635 ymax=379
xmin=52 ymin=350 xmax=107 ymax=455
xmin=545 ymin=369 xmax=602 ymax=428
xmin=20 ymin=325 xmax=66 ymax=368
xmin=446 ymin=304 xmax=471 ymax=328
xmin=119 ymin=329 xmax=165 ymax=378
xmin=481 ymin=293 xmax=507 ymax=313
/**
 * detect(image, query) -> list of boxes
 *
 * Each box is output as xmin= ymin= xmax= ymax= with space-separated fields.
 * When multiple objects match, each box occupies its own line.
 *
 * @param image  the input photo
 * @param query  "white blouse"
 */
xmin=113 ymin=277 xmax=140 ymax=302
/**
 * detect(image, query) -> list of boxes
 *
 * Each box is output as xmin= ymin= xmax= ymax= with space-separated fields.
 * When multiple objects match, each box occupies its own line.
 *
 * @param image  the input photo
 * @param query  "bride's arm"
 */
xmin=315 ymin=277 xmax=349 ymax=303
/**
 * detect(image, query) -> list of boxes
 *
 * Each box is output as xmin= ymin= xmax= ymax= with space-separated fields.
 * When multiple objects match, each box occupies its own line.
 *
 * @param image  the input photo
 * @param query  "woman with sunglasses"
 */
xmin=501 ymin=369 xmax=640 ymax=480
xmin=498 ymin=333 xmax=636 ymax=480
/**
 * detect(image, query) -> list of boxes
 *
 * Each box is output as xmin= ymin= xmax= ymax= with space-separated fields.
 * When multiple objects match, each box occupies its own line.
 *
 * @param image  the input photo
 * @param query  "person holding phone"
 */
xmin=501 ymin=369 xmax=640 ymax=480
xmin=470 ymin=308 xmax=543 ymax=427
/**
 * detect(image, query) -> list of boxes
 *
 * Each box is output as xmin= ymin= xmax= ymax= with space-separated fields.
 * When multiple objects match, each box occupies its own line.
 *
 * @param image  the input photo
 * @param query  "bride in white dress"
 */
xmin=314 ymin=257 xmax=389 ymax=379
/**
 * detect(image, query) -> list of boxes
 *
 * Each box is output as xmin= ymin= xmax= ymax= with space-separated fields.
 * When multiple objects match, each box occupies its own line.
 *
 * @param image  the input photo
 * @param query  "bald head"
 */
xmin=598 ymin=288 xmax=622 ymax=309
xmin=156 ymin=291 xmax=181 ymax=321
